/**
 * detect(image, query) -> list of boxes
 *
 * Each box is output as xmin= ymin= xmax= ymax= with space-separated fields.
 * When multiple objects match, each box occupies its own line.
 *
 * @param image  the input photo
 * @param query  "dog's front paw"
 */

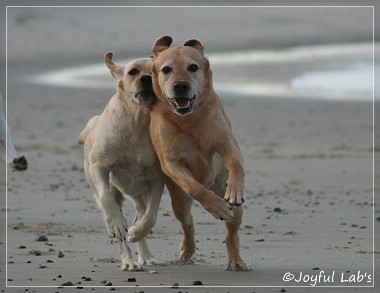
xmin=202 ymin=195 xmax=233 ymax=222
xmin=106 ymin=214 xmax=128 ymax=240
xmin=225 ymin=259 xmax=250 ymax=271
xmin=127 ymin=226 xmax=143 ymax=243
xmin=224 ymin=181 xmax=245 ymax=206
xmin=121 ymin=261 xmax=146 ymax=271
xmin=140 ymin=257 xmax=157 ymax=266
xmin=127 ymin=224 xmax=149 ymax=243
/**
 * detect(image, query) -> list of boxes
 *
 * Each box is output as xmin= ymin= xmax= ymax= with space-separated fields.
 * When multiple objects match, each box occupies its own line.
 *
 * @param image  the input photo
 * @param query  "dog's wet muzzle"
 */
xmin=135 ymin=89 xmax=156 ymax=104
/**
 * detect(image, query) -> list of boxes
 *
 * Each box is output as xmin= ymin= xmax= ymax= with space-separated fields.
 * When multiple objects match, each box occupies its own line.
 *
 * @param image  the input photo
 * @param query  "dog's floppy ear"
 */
xmin=104 ymin=51 xmax=124 ymax=80
xmin=184 ymin=39 xmax=204 ymax=56
xmin=152 ymin=35 xmax=173 ymax=58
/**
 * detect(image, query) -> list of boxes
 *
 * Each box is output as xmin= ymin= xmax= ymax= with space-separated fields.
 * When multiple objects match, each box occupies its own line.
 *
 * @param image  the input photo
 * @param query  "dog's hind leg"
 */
xmin=224 ymin=206 xmax=249 ymax=271
xmin=211 ymin=171 xmax=248 ymax=270
xmin=167 ymin=180 xmax=196 ymax=264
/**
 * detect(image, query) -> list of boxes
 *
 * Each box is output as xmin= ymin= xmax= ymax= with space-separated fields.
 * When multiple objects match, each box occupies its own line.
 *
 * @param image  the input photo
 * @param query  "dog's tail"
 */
xmin=77 ymin=115 xmax=99 ymax=145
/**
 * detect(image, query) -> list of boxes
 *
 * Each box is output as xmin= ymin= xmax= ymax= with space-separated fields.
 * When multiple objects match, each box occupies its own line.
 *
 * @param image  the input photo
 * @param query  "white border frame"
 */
xmin=4 ymin=5 xmax=375 ymax=289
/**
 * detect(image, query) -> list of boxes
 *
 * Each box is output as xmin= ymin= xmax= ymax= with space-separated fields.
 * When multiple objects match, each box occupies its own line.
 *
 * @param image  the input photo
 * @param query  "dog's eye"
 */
xmin=188 ymin=64 xmax=199 ymax=72
xmin=128 ymin=68 xmax=138 ymax=76
xmin=162 ymin=66 xmax=172 ymax=74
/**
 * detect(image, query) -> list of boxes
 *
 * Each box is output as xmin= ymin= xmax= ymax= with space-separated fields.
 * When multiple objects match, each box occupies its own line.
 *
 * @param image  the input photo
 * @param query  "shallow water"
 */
xmin=30 ymin=42 xmax=378 ymax=101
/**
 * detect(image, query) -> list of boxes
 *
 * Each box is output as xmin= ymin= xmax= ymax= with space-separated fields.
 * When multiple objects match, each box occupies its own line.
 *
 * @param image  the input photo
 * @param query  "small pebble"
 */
xmin=127 ymin=277 xmax=137 ymax=282
xmin=36 ymin=235 xmax=48 ymax=242
xmin=18 ymin=245 xmax=26 ymax=249
xmin=61 ymin=281 xmax=73 ymax=286
xmin=58 ymin=251 xmax=65 ymax=258
xmin=312 ymin=267 xmax=319 ymax=270
xmin=192 ymin=280 xmax=203 ymax=285
xmin=171 ymin=282 xmax=179 ymax=288
xmin=281 ymin=289 xmax=287 ymax=292
xmin=273 ymin=207 xmax=282 ymax=213
xmin=84 ymin=277 xmax=92 ymax=281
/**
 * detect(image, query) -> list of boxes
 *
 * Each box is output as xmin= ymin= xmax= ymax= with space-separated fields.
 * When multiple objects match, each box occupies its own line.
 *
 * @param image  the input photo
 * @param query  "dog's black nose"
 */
xmin=140 ymin=75 xmax=152 ymax=85
xmin=174 ymin=81 xmax=190 ymax=95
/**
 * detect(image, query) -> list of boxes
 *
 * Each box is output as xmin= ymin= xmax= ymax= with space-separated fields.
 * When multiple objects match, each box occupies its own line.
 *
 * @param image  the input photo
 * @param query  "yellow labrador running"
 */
xmin=150 ymin=36 xmax=248 ymax=271
xmin=78 ymin=52 xmax=164 ymax=271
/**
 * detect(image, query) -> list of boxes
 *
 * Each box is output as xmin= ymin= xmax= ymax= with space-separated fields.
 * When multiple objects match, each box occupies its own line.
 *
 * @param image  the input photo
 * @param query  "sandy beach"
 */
xmin=2 ymin=91 xmax=377 ymax=292
xmin=1 ymin=3 xmax=379 ymax=293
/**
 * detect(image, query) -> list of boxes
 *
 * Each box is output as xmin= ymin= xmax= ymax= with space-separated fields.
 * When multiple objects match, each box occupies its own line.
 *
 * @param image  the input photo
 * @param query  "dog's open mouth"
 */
xmin=168 ymin=95 xmax=196 ymax=115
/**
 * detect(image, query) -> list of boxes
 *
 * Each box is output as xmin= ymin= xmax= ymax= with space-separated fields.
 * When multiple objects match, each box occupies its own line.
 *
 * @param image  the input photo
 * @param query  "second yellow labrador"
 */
xmin=150 ymin=36 xmax=248 ymax=271
xmin=78 ymin=52 xmax=164 ymax=271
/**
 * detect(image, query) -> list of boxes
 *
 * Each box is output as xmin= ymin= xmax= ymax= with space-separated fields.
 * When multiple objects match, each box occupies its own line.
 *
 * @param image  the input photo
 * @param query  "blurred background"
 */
xmin=1 ymin=4 xmax=377 ymax=170
xmin=3 ymin=4 xmax=378 ymax=99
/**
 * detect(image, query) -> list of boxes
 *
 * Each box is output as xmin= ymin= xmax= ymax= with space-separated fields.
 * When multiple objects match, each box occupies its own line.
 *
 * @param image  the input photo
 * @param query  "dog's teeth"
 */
xmin=168 ymin=97 xmax=178 ymax=109
xmin=190 ymin=95 xmax=196 ymax=107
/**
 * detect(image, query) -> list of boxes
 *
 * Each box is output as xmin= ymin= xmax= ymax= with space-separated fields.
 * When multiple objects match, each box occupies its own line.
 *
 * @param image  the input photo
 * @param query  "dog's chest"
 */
xmin=110 ymin=146 xmax=159 ymax=196
xmin=120 ymin=142 xmax=157 ymax=167
xmin=175 ymin=132 xmax=221 ymax=187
